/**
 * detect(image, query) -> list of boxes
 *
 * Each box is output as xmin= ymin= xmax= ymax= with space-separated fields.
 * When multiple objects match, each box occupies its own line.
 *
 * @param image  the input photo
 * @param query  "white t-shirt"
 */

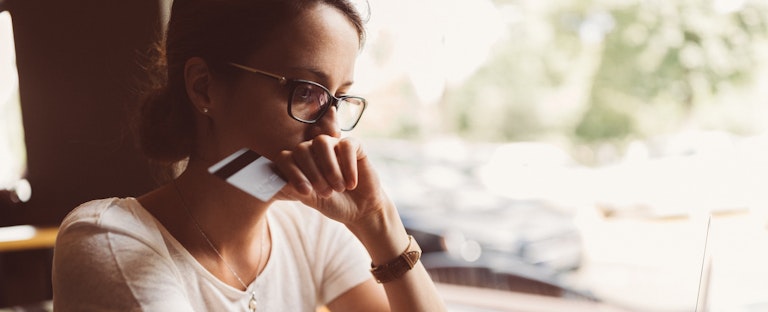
xmin=52 ymin=197 xmax=372 ymax=311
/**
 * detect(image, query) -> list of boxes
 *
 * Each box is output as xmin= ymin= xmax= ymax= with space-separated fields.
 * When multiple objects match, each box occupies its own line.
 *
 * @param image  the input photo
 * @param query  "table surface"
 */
xmin=3 ymin=210 xmax=766 ymax=311
xmin=566 ymin=208 xmax=768 ymax=311
xmin=0 ymin=225 xmax=58 ymax=252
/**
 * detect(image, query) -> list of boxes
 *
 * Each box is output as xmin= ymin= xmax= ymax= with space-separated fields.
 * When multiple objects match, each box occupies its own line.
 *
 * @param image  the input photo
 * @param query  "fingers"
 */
xmin=311 ymin=136 xmax=346 ymax=194
xmin=336 ymin=138 xmax=359 ymax=189
xmin=276 ymin=150 xmax=312 ymax=196
xmin=273 ymin=135 xmax=360 ymax=198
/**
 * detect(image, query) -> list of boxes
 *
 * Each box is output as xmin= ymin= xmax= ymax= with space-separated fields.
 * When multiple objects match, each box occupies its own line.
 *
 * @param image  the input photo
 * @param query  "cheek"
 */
xmin=223 ymin=96 xmax=307 ymax=158
xmin=223 ymin=86 xmax=283 ymax=128
xmin=227 ymin=99 xmax=282 ymax=139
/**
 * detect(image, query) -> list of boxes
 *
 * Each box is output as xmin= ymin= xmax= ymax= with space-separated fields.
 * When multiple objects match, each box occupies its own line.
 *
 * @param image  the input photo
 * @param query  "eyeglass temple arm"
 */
xmin=228 ymin=62 xmax=288 ymax=85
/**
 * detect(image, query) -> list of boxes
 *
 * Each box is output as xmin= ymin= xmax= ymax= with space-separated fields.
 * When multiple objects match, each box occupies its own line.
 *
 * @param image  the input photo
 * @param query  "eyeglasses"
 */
xmin=229 ymin=62 xmax=367 ymax=131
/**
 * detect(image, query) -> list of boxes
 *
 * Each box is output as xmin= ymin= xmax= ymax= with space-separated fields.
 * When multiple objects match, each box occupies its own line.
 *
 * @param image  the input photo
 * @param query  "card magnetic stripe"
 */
xmin=211 ymin=149 xmax=262 ymax=180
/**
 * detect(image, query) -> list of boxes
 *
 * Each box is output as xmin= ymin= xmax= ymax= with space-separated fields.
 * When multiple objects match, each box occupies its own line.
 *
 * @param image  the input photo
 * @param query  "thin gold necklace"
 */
xmin=173 ymin=181 xmax=268 ymax=312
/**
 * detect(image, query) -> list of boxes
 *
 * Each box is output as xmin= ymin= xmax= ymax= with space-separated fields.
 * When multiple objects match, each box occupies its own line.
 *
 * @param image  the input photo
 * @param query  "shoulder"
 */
xmin=267 ymin=201 xmax=369 ymax=261
xmin=61 ymin=197 xmax=157 ymax=233
xmin=267 ymin=201 xmax=372 ymax=304
xmin=60 ymin=197 xmax=121 ymax=228
xmin=56 ymin=197 xmax=168 ymax=256
xmin=53 ymin=198 xmax=192 ymax=311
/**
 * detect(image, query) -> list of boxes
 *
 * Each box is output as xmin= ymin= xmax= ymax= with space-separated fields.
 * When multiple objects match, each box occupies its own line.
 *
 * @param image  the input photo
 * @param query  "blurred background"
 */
xmin=2 ymin=0 xmax=768 ymax=311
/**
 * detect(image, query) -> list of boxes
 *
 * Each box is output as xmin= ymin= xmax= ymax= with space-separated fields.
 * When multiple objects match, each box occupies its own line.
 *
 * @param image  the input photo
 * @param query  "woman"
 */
xmin=52 ymin=0 xmax=446 ymax=311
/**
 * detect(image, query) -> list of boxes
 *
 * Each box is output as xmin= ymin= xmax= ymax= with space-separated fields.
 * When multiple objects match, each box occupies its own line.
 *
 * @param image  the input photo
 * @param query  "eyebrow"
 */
xmin=289 ymin=66 xmax=354 ymax=89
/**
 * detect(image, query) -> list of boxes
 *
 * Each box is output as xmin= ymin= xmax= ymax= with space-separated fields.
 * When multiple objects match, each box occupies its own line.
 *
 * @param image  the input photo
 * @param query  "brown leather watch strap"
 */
xmin=370 ymin=235 xmax=422 ymax=283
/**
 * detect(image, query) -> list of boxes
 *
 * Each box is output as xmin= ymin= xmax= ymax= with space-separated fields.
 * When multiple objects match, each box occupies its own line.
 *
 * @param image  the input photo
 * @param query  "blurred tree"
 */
xmin=440 ymin=2 xmax=587 ymax=142
xmin=575 ymin=0 xmax=768 ymax=142
xmin=437 ymin=0 xmax=768 ymax=144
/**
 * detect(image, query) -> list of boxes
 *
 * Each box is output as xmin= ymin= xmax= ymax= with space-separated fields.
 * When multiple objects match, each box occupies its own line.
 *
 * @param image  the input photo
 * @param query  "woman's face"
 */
xmin=206 ymin=3 xmax=361 ymax=161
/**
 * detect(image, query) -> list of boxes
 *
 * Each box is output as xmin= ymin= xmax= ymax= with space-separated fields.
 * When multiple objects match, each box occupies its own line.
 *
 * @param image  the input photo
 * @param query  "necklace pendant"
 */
xmin=248 ymin=292 xmax=257 ymax=312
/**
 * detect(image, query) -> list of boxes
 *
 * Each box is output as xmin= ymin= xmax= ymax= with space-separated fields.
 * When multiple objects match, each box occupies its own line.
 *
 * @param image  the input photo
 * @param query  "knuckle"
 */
xmin=313 ymin=134 xmax=338 ymax=146
xmin=277 ymin=150 xmax=293 ymax=162
xmin=338 ymin=138 xmax=354 ymax=151
xmin=294 ymin=142 xmax=312 ymax=155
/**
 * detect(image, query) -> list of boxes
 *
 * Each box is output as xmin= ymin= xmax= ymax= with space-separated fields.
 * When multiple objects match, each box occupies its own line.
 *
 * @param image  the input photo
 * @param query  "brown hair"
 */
xmin=135 ymin=0 xmax=367 ymax=167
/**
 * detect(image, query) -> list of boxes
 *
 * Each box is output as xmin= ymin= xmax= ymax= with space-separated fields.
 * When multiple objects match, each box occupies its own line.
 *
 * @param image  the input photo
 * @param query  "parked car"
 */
xmin=367 ymin=138 xmax=591 ymax=298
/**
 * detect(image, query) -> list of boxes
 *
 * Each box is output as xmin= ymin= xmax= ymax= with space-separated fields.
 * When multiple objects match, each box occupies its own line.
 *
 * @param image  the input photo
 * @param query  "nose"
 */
xmin=311 ymin=105 xmax=341 ymax=138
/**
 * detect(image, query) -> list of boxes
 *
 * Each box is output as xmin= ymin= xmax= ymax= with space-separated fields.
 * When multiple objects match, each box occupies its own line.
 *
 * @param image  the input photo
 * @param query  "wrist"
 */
xmin=370 ymin=235 xmax=422 ymax=283
xmin=347 ymin=202 xmax=410 ymax=264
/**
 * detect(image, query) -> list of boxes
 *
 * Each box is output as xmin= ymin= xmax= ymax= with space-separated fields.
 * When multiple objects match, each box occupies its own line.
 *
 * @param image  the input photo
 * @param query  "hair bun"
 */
xmin=136 ymin=86 xmax=194 ymax=164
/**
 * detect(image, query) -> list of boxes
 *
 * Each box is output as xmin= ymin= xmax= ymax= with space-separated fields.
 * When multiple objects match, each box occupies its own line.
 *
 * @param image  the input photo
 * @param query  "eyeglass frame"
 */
xmin=228 ymin=62 xmax=367 ymax=131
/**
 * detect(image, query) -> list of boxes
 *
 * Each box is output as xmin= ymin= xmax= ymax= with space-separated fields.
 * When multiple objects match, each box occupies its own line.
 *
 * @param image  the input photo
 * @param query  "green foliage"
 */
xmin=438 ymin=0 xmax=768 ymax=144
xmin=441 ymin=41 xmax=546 ymax=141
xmin=580 ymin=1 xmax=768 ymax=141
xmin=574 ymin=102 xmax=633 ymax=141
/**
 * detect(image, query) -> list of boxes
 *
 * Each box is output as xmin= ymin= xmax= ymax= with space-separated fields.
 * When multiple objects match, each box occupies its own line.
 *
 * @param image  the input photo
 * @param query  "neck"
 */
xmin=171 ymin=163 xmax=273 ymax=289
xmin=138 ymin=157 xmax=274 ymax=290
xmin=184 ymin=157 xmax=269 ymax=206
xmin=173 ymin=158 xmax=272 ymax=253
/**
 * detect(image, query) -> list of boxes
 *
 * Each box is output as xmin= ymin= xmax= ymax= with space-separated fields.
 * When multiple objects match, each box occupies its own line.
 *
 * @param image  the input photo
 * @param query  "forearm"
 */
xmin=347 ymin=204 xmax=447 ymax=312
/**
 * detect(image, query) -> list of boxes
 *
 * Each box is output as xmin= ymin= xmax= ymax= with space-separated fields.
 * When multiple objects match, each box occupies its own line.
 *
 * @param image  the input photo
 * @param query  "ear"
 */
xmin=184 ymin=57 xmax=216 ymax=113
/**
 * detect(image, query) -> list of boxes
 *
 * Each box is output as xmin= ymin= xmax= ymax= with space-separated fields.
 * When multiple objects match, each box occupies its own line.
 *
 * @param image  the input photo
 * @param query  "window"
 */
xmin=356 ymin=1 xmax=768 ymax=310
xmin=0 ymin=10 xmax=27 ymax=196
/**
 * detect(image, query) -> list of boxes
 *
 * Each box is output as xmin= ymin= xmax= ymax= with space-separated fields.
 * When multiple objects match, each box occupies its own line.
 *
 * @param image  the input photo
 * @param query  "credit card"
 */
xmin=207 ymin=148 xmax=287 ymax=201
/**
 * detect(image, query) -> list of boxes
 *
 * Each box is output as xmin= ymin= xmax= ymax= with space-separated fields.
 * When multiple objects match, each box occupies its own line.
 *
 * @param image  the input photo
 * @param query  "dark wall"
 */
xmin=1 ymin=0 xmax=161 ymax=307
xmin=3 ymin=0 xmax=161 ymax=227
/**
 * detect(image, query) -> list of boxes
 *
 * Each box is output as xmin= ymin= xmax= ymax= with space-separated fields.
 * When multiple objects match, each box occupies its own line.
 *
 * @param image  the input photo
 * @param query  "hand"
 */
xmin=272 ymin=135 xmax=392 ymax=226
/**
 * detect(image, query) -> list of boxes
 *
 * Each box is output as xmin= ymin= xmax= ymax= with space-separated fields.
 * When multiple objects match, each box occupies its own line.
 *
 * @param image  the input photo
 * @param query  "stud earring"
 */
xmin=202 ymin=107 xmax=210 ymax=114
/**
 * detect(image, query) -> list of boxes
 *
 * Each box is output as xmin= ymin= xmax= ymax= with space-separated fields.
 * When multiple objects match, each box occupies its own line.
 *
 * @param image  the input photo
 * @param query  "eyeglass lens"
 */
xmin=290 ymin=82 xmax=365 ymax=130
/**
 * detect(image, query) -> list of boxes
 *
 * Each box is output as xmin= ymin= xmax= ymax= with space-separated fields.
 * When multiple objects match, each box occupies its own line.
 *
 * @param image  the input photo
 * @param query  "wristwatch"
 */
xmin=370 ymin=235 xmax=422 ymax=283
